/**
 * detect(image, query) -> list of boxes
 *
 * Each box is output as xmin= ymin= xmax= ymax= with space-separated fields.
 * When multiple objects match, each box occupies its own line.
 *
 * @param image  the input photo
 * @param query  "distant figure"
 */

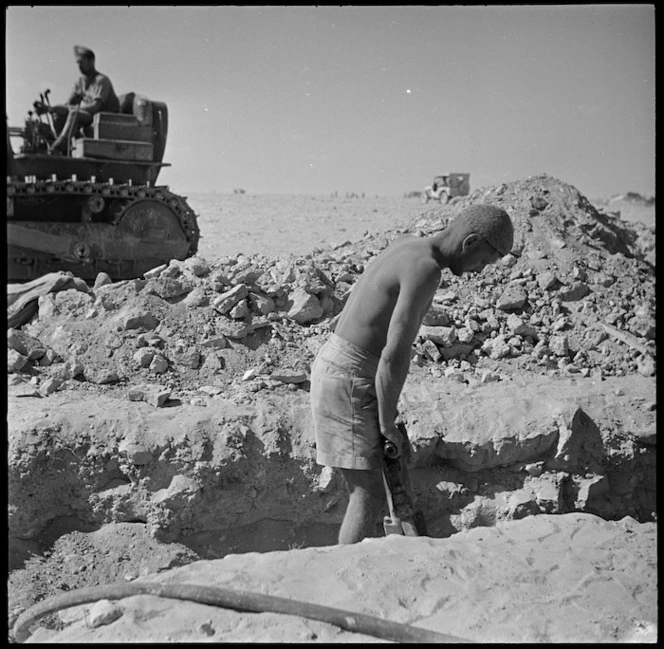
xmin=310 ymin=204 xmax=514 ymax=544
xmin=37 ymin=46 xmax=120 ymax=154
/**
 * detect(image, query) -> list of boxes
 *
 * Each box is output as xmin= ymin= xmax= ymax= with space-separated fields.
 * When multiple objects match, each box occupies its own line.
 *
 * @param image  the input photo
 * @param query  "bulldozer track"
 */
xmin=7 ymin=178 xmax=200 ymax=281
xmin=7 ymin=178 xmax=200 ymax=247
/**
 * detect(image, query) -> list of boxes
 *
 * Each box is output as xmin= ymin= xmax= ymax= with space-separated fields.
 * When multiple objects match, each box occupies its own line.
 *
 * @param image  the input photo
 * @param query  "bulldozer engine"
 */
xmin=7 ymin=92 xmax=200 ymax=282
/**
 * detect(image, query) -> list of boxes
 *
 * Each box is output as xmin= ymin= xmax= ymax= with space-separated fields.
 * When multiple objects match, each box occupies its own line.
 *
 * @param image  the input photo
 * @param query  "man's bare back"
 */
xmin=335 ymin=237 xmax=441 ymax=357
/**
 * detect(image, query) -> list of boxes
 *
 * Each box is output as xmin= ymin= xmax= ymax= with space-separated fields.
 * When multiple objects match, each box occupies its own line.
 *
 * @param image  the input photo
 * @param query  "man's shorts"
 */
xmin=310 ymin=333 xmax=383 ymax=470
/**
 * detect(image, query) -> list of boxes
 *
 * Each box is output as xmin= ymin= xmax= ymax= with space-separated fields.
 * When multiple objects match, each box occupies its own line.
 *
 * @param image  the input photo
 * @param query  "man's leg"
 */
xmin=49 ymin=105 xmax=70 ymax=135
xmin=338 ymin=468 xmax=385 ymax=544
xmin=49 ymin=108 xmax=92 ymax=153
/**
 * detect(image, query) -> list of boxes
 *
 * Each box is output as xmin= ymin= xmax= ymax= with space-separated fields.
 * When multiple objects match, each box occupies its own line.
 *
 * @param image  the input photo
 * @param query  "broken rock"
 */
xmin=558 ymin=281 xmax=590 ymax=302
xmin=270 ymin=369 xmax=308 ymax=384
xmin=119 ymin=311 xmax=160 ymax=331
xmin=211 ymin=285 xmax=249 ymax=315
xmin=496 ymin=285 xmax=528 ymax=311
xmin=7 ymin=349 xmax=29 ymax=373
xmin=286 ymin=288 xmax=324 ymax=325
xmin=420 ymin=325 xmax=457 ymax=347
xmin=88 ymin=600 xmax=123 ymax=629
xmin=7 ymin=328 xmax=47 ymax=359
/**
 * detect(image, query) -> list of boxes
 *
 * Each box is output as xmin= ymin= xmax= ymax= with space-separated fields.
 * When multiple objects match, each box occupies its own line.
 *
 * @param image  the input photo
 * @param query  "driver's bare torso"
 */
xmin=334 ymin=237 xmax=443 ymax=357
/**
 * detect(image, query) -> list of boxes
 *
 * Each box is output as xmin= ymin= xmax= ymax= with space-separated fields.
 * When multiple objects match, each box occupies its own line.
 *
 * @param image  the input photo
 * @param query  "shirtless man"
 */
xmin=310 ymin=204 xmax=514 ymax=544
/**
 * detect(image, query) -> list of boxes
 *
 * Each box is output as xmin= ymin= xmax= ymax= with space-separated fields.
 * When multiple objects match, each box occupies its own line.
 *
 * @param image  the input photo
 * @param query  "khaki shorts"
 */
xmin=310 ymin=333 xmax=383 ymax=470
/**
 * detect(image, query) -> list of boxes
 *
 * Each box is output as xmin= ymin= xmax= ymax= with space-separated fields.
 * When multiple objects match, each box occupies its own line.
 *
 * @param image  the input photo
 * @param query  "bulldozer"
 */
xmin=421 ymin=173 xmax=470 ymax=204
xmin=6 ymin=91 xmax=200 ymax=282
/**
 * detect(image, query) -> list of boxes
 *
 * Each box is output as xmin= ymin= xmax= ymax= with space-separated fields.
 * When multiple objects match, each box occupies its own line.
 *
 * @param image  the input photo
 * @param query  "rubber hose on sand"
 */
xmin=13 ymin=581 xmax=470 ymax=643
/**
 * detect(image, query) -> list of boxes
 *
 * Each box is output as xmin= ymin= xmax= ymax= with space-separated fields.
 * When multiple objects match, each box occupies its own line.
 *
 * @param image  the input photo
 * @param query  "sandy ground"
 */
xmin=21 ymin=513 xmax=658 ymax=643
xmin=186 ymin=194 xmax=432 ymax=259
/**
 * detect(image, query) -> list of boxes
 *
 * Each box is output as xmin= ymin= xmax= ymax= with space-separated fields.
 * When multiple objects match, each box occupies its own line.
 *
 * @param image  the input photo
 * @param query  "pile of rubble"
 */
xmin=8 ymin=175 xmax=656 ymax=402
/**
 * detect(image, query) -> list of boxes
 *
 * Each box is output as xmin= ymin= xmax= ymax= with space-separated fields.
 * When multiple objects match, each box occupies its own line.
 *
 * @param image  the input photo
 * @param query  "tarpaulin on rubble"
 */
xmin=7 ymin=272 xmax=90 ymax=329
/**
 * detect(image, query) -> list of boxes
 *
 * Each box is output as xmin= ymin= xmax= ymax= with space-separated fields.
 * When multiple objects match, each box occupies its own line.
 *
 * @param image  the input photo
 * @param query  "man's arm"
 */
xmin=375 ymin=263 xmax=439 ymax=451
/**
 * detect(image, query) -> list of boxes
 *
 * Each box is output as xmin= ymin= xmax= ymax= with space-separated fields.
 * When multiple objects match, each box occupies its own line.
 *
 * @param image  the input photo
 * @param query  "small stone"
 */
xmin=177 ymin=350 xmax=202 ymax=369
xmin=480 ymin=370 xmax=501 ymax=383
xmin=537 ymin=271 xmax=559 ymax=291
xmin=146 ymin=277 xmax=194 ymax=299
xmin=286 ymin=288 xmax=324 ymax=324
xmin=318 ymin=466 xmax=337 ymax=493
xmin=88 ymin=599 xmax=123 ymax=628
xmin=422 ymin=339 xmax=442 ymax=362
xmin=270 ymin=369 xmax=308 ymax=384
xmin=7 ymin=349 xmax=29 ymax=373
xmin=481 ymin=336 xmax=511 ymax=360
xmin=548 ymin=335 xmax=569 ymax=357
xmin=88 ymin=369 xmax=120 ymax=384
xmin=199 ymin=385 xmax=223 ymax=396
xmin=183 ymin=287 xmax=209 ymax=308
xmin=443 ymin=367 xmax=466 ymax=382
xmin=133 ymin=348 xmax=156 ymax=368
xmin=420 ymin=325 xmax=457 ymax=347
xmin=422 ymin=307 xmax=450 ymax=327
xmin=144 ymin=264 xmax=168 ymax=280
xmin=524 ymin=462 xmax=543 ymax=477
xmin=120 ymin=312 xmax=160 ymax=331
xmin=212 ymin=284 xmax=250 ymax=314
xmin=437 ymin=290 xmax=458 ymax=303
xmin=38 ymin=378 xmax=62 ymax=396
xmin=149 ymin=355 xmax=169 ymax=373
xmin=506 ymin=313 xmax=538 ymax=338
xmin=199 ymin=622 xmax=215 ymax=637
xmin=229 ymin=300 xmax=251 ymax=319
xmin=249 ymin=292 xmax=276 ymax=315
xmin=558 ymin=281 xmax=590 ymax=302
xmin=65 ymin=360 xmax=85 ymax=378
xmin=636 ymin=354 xmax=656 ymax=377
xmin=627 ymin=314 xmax=656 ymax=340
xmin=201 ymin=336 xmax=229 ymax=350
xmin=496 ymin=285 xmax=528 ymax=311
xmin=93 ymin=272 xmax=113 ymax=289
xmin=183 ymin=256 xmax=210 ymax=277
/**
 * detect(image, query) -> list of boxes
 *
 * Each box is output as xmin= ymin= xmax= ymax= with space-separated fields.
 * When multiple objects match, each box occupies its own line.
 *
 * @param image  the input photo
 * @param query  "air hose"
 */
xmin=13 ymin=581 xmax=470 ymax=644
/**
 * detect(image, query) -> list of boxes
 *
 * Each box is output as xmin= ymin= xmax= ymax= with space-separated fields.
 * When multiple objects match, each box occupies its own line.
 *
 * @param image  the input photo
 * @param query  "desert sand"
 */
xmin=8 ymin=177 xmax=657 ymax=643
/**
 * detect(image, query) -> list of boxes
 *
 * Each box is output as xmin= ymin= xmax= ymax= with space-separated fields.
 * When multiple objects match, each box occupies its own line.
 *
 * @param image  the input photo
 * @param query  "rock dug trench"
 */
xmin=7 ymin=175 xmax=657 ymax=632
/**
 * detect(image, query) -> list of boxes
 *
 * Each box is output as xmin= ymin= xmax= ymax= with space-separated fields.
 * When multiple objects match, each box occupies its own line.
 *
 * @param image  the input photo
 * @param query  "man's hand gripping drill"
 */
xmin=381 ymin=421 xmax=428 ymax=537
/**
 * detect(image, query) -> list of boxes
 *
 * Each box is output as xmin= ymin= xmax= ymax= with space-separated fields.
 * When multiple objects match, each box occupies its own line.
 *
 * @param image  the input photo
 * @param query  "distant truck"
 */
xmin=422 ymin=173 xmax=470 ymax=204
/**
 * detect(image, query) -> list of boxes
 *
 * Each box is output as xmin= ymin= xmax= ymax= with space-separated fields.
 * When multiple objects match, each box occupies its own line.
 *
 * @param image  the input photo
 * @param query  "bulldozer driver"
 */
xmin=35 ymin=45 xmax=120 ymax=155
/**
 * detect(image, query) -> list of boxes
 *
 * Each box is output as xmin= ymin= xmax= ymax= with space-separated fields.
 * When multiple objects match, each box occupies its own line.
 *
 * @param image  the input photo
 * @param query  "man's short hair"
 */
xmin=458 ymin=204 xmax=514 ymax=256
xmin=74 ymin=45 xmax=95 ymax=60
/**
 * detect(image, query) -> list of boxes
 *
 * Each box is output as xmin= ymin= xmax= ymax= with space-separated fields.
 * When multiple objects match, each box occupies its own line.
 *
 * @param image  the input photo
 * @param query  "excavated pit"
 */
xmin=8 ymin=370 xmax=656 ymax=574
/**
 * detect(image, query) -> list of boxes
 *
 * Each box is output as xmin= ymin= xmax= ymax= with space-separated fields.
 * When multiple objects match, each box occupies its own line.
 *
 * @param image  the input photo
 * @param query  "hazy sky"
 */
xmin=6 ymin=5 xmax=655 ymax=198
